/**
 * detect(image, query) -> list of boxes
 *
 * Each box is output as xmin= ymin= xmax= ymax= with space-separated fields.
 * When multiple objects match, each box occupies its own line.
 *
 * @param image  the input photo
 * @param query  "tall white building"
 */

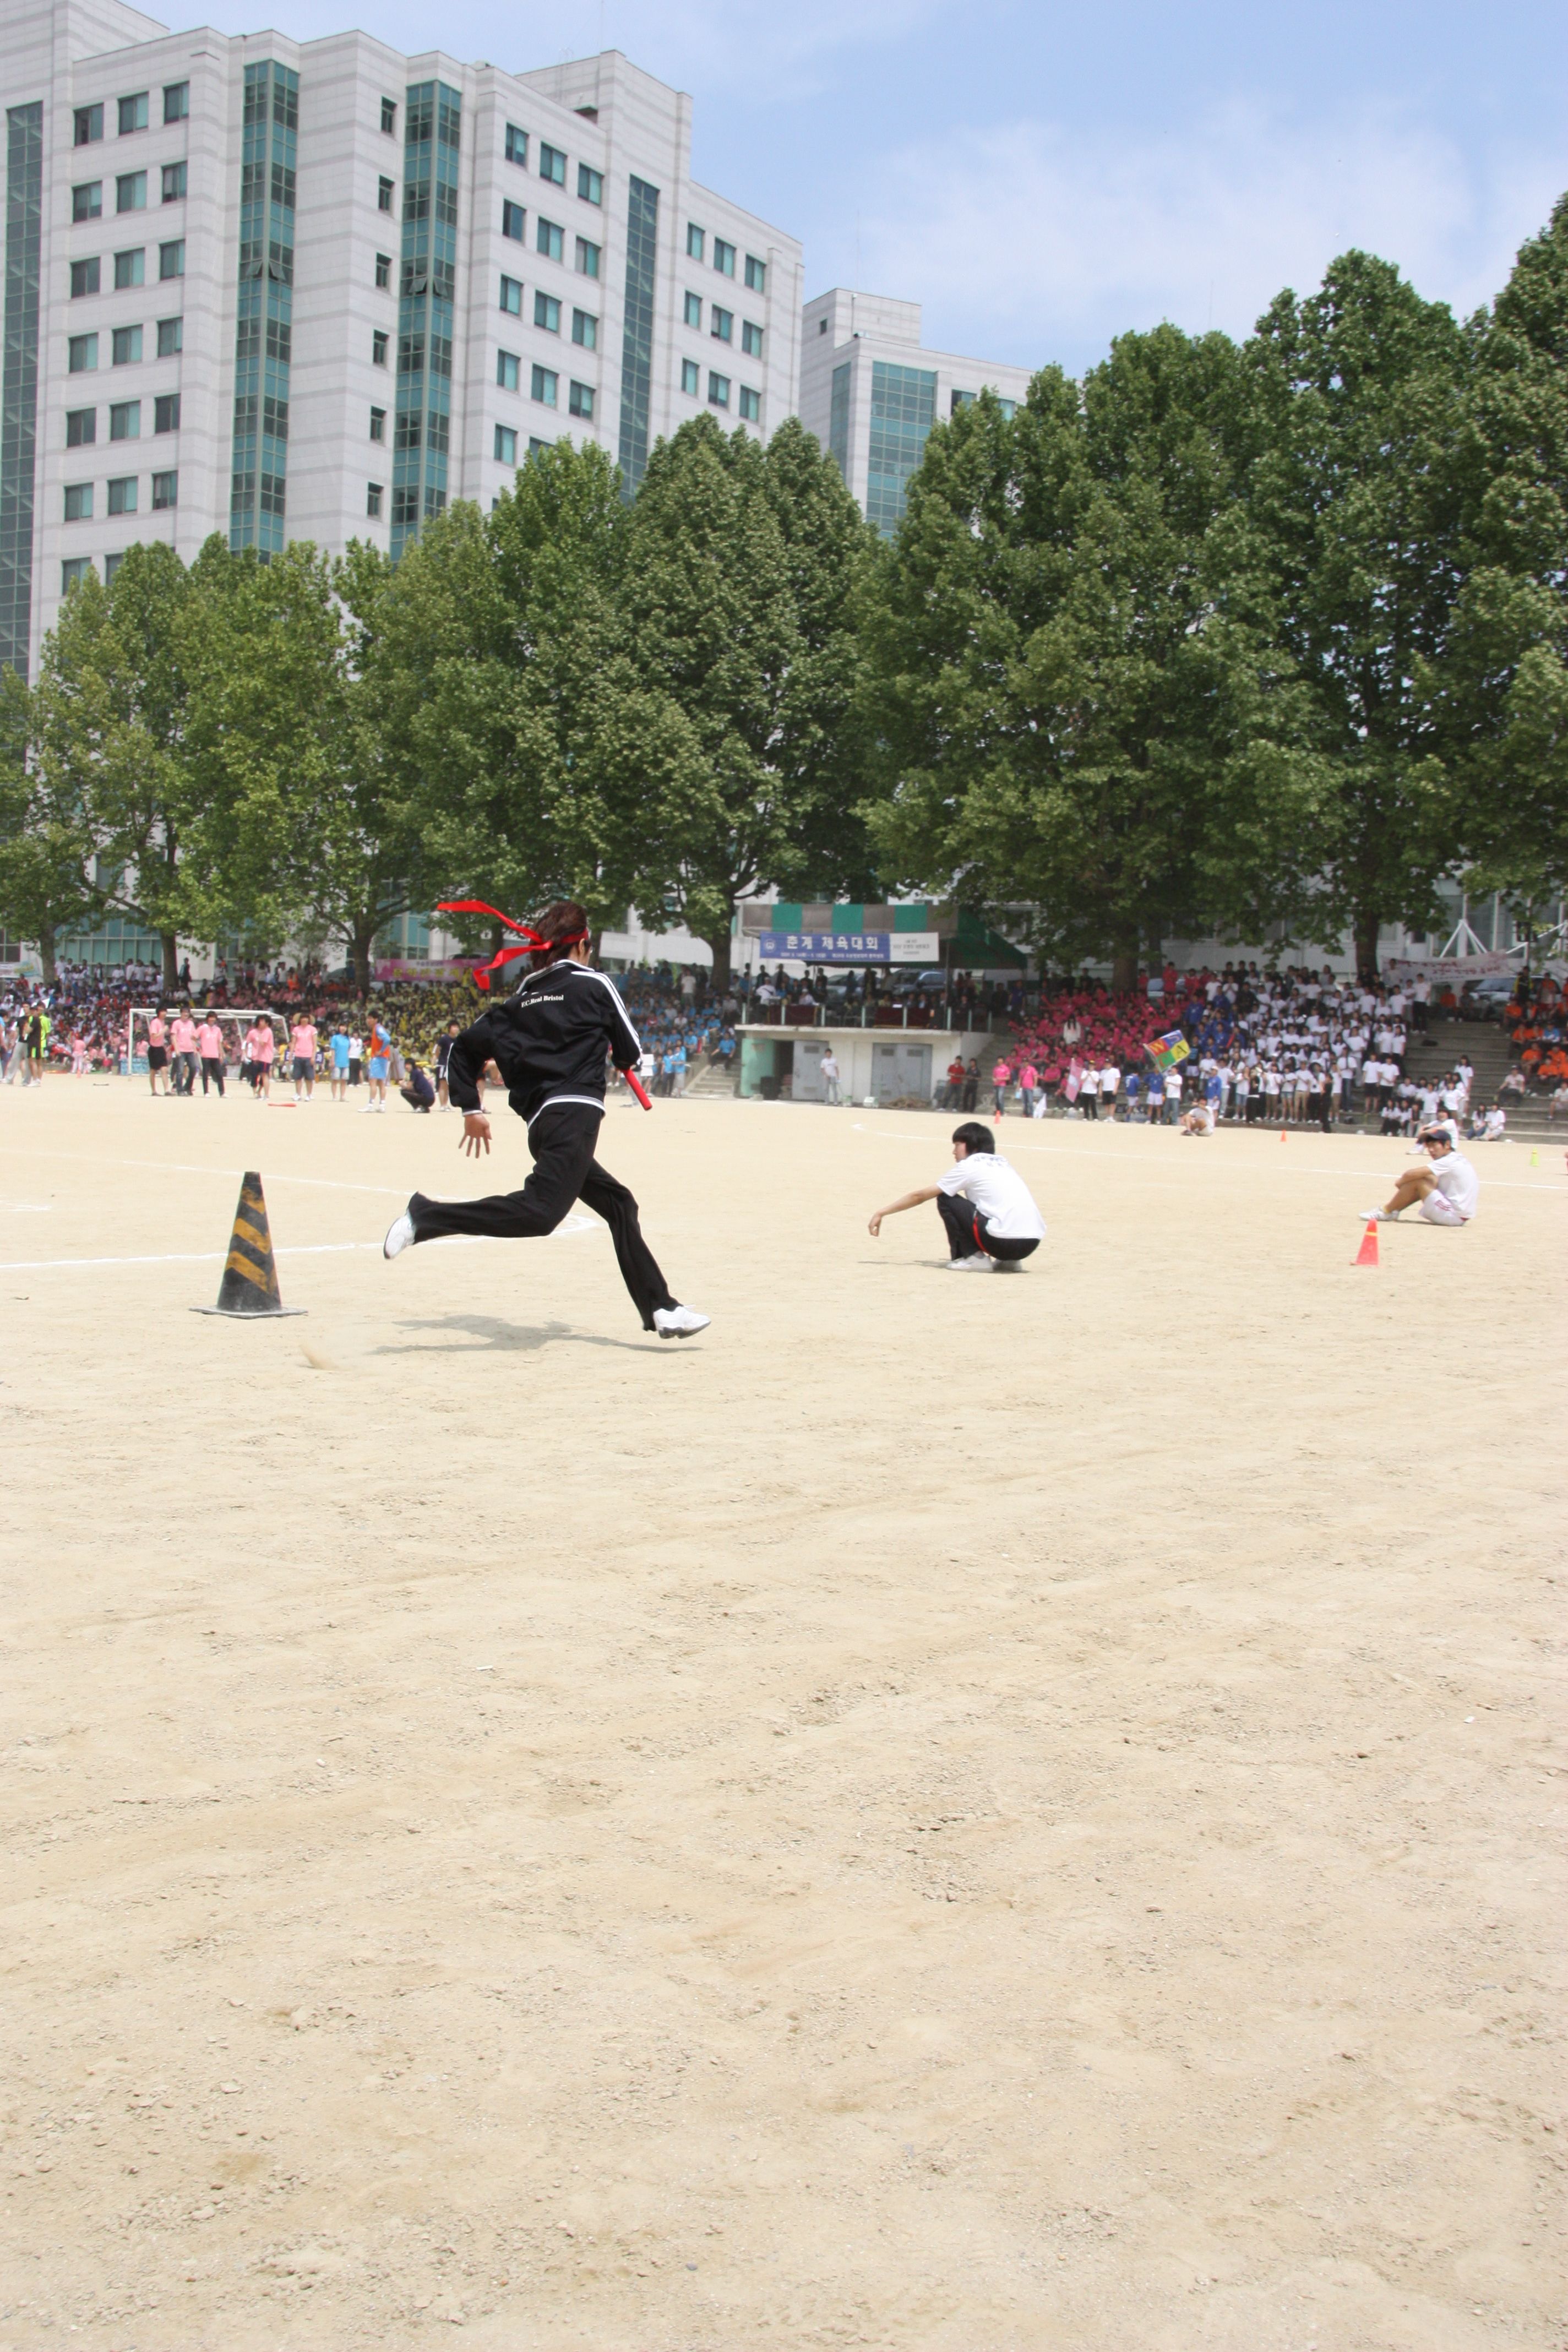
xmin=799 ymin=289 xmax=1035 ymax=537
xmin=0 ymin=0 xmax=802 ymax=681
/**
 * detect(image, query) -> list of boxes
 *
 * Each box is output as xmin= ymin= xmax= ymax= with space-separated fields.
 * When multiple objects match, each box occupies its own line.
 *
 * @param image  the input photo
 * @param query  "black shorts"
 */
xmin=147 ymin=1046 xmax=168 ymax=1069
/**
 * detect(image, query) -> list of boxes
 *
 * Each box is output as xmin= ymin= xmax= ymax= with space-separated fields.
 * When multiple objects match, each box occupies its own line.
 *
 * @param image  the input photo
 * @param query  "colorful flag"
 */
xmin=1145 ymin=1030 xmax=1191 ymax=1074
xmin=1064 ymin=1055 xmax=1083 ymax=1102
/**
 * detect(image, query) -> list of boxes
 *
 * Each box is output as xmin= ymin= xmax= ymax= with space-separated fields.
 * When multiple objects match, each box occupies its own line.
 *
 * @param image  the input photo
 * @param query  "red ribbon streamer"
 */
xmin=436 ymin=899 xmax=587 ymax=990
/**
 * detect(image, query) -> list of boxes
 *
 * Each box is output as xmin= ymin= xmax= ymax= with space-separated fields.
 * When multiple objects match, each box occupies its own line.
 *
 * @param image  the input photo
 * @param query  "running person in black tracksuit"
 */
xmin=382 ymin=901 xmax=709 ymax=1340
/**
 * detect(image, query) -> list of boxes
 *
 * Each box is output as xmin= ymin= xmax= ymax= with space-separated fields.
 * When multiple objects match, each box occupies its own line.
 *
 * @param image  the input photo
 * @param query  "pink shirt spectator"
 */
xmin=147 ymin=1017 xmax=166 ymax=1048
xmin=290 ymin=1022 xmax=317 ymax=1060
xmin=197 ymin=1021 xmax=223 ymax=1058
xmin=249 ymin=1023 xmax=275 ymax=1066
xmin=171 ymin=1016 xmax=196 ymax=1052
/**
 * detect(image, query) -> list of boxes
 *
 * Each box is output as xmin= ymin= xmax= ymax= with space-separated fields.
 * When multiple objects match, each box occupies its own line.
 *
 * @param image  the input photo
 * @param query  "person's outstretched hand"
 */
xmin=460 ymin=1111 xmax=492 ymax=1158
xmin=867 ymin=1211 xmax=883 ymax=1237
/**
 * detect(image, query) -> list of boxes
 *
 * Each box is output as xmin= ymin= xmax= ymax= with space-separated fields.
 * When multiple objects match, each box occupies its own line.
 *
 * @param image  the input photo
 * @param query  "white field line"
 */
xmin=0 ymin=1217 xmax=595 ymax=1272
xmin=850 ymin=1123 xmax=1568 ymax=1194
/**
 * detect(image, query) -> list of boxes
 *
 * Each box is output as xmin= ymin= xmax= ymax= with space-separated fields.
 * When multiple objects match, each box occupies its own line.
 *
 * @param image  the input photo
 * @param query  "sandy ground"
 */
xmin=0 ymin=1076 xmax=1564 ymax=2352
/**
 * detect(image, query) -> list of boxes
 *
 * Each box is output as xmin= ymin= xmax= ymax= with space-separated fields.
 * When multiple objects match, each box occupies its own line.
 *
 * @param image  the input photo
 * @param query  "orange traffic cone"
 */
xmin=1280 ymin=1128 xmax=1288 ymax=1141
xmin=1353 ymin=1217 xmax=1379 ymax=1268
xmin=192 ymin=1171 xmax=306 ymax=1318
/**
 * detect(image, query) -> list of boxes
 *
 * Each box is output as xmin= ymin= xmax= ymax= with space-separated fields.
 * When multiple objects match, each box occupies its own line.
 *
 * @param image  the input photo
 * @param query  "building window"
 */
xmin=533 ymin=291 xmax=559 ymax=333
xmin=114 ymin=248 xmax=144 ymax=288
xmin=497 ymin=349 xmax=519 ymax=389
xmin=711 ymin=306 xmax=732 ymax=342
xmin=531 ymin=364 xmax=557 ymax=406
xmin=494 ymin=423 xmax=517 ymax=463
xmin=502 ymin=198 xmax=525 ymax=242
xmin=369 ymin=404 xmax=385 ymax=440
xmin=64 ymin=482 xmax=94 ymax=520
xmin=109 ymin=398 xmax=140 ymax=439
xmin=540 ymin=143 xmax=565 ymax=186
xmin=686 ymin=223 xmax=704 ymax=260
xmin=372 ymin=328 xmax=389 ymax=363
xmin=819 ymin=315 xmax=828 ymax=334
xmin=568 ymin=379 xmax=594 ymax=420
xmin=116 ymin=171 xmax=146 ymax=213
xmin=379 ymin=176 xmax=396 ymax=214
xmin=374 ymin=249 xmax=393 ymax=290
xmin=505 ymin=123 xmax=528 ymax=166
xmin=571 ymin=308 xmax=596 ymax=350
xmin=577 ymin=163 xmax=602 ymax=205
xmin=575 ymin=236 xmax=600 ymax=278
xmin=154 ymin=391 xmax=180 ymax=431
xmin=70 ymin=258 xmax=100 ymax=298
xmin=714 ymin=237 xmax=735 ymax=276
xmin=118 ymin=93 xmax=149 ymax=135
xmin=683 ymin=291 xmax=701 ymax=329
xmin=867 ymin=358 xmax=937 ymax=537
xmin=62 ymin=557 xmax=94 ymax=591
xmin=161 ymin=160 xmax=186 ymax=202
xmin=108 ymin=475 xmax=137 ymax=514
xmin=499 ymin=275 xmax=522 ymax=315
xmin=156 ymin=315 xmax=182 ymax=356
xmin=158 ymin=239 xmax=183 ymax=280
xmin=151 ymin=468 xmax=176 ymax=508
xmin=69 ymin=333 xmax=98 ymax=372
xmin=681 ymin=357 xmax=699 ymax=398
xmin=707 ymin=371 xmax=729 ymax=409
xmin=744 ymin=253 xmax=766 ymax=293
xmin=536 ymin=217 xmax=563 ymax=261
xmin=72 ymin=180 xmax=102 ymax=220
xmin=367 ymin=481 xmax=383 ymax=516
xmin=74 ymin=105 xmax=104 ymax=146
xmin=742 ymin=319 xmax=763 ymax=358
xmin=111 ymin=324 xmax=141 ymax=364
xmin=380 ymin=95 xmax=396 ymax=134
xmin=528 ymin=437 xmax=551 ymax=457
xmin=164 ymin=82 xmax=189 ymax=124
xmin=104 ymin=551 xmax=124 ymax=582
xmin=66 ymin=407 xmax=96 ymax=446
xmin=739 ymin=385 xmax=760 ymax=422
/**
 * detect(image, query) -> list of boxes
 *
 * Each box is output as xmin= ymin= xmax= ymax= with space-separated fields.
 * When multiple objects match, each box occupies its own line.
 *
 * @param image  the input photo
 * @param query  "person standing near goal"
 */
xmin=382 ymin=901 xmax=710 ymax=1341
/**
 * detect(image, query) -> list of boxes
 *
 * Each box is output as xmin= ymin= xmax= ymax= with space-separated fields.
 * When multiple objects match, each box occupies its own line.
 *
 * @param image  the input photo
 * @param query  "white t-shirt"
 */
xmin=938 ymin=1153 xmax=1047 ymax=1240
xmin=1431 ymin=1150 xmax=1478 ymax=1218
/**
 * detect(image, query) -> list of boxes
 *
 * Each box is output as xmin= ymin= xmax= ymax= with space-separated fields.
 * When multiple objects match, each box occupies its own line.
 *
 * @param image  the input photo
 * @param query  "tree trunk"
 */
xmin=161 ymin=930 xmax=179 ymax=995
xmin=1109 ymin=928 xmax=1140 ymax=995
xmin=352 ymin=917 xmax=377 ymax=994
xmin=1353 ymin=906 xmax=1380 ymax=982
xmin=703 ymin=924 xmax=733 ymax=995
xmin=36 ymin=924 xmax=57 ymax=984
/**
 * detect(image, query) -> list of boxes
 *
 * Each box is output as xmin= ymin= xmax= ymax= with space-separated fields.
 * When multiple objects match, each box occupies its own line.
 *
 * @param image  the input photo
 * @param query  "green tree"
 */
xmin=620 ymin=415 xmax=874 ymax=989
xmin=860 ymin=337 xmax=1314 ymax=990
xmin=1246 ymin=251 xmax=1470 ymax=976
xmin=25 ymin=540 xmax=209 ymax=993
xmin=372 ymin=445 xmax=684 ymax=975
xmin=1431 ymin=195 xmax=1568 ymax=936
xmin=0 ymin=659 xmax=102 ymax=981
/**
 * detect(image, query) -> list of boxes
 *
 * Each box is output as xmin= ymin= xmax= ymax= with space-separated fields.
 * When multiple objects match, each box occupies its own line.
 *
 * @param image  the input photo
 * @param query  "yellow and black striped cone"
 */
xmin=192 ymin=1170 xmax=306 ymax=1319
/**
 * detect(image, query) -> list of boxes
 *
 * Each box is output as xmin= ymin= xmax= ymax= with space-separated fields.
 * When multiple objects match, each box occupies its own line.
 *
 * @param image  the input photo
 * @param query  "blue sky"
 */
xmin=182 ymin=0 xmax=1567 ymax=375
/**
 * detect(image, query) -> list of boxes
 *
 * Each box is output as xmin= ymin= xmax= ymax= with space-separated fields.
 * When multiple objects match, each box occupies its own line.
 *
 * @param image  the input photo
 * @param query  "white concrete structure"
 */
xmin=0 ymin=0 xmax=802 ymax=680
xmin=799 ymin=288 xmax=1035 ymax=536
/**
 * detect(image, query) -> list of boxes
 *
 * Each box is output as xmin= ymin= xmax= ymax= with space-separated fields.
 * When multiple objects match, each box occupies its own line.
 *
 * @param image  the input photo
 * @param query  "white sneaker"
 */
xmin=943 ymin=1253 xmax=991 ymax=1270
xmin=652 ymin=1304 xmax=710 ymax=1340
xmin=383 ymin=1208 xmax=415 ymax=1259
xmin=1360 ymin=1207 xmax=1398 ymax=1222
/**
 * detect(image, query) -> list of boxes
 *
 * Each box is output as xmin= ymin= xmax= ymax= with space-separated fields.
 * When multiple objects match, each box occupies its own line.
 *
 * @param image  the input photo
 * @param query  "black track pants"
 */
xmin=937 ymin=1192 xmax=1039 ymax=1264
xmin=410 ymin=1101 xmax=678 ymax=1329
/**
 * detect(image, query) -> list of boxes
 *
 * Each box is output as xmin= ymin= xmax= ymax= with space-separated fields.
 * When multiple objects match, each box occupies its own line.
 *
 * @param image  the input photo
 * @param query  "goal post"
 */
xmin=124 ymin=1006 xmax=289 ymax=1076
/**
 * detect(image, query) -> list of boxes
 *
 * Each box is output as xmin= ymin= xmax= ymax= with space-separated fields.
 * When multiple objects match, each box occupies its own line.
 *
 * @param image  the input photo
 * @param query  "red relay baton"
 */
xmin=623 ymin=1065 xmax=652 ymax=1110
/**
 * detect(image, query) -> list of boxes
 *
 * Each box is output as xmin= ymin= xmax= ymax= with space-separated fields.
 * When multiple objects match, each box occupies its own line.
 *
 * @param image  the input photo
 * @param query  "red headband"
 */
xmin=436 ymin=900 xmax=588 ymax=990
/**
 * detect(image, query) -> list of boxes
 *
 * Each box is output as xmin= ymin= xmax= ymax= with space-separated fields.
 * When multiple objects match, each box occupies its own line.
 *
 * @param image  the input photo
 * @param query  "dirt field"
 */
xmin=1 ymin=1077 xmax=1563 ymax=2352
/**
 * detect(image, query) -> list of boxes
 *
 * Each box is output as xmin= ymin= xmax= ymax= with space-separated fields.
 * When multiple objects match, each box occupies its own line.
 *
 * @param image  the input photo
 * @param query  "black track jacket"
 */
xmin=445 ymin=959 xmax=643 ymax=1128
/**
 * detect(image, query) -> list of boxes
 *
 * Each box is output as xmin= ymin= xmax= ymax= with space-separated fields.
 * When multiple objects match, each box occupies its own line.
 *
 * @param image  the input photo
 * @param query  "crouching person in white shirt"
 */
xmin=868 ymin=1121 xmax=1047 ymax=1271
xmin=1364 ymin=1129 xmax=1479 ymax=1227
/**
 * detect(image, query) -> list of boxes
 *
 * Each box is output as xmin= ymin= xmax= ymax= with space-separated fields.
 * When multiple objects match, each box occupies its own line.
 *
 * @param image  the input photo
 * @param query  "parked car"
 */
xmin=1460 ymin=974 xmax=1517 ymax=1019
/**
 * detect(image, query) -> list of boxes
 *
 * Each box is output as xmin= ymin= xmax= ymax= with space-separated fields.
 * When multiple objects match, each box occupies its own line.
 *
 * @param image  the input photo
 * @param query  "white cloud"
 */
xmin=852 ymin=99 xmax=1568 ymax=371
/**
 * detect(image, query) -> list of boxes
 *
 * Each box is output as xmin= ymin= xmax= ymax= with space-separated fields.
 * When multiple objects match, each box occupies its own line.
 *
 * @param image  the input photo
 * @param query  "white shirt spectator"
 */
xmin=937 ymin=1153 xmax=1048 ymax=1239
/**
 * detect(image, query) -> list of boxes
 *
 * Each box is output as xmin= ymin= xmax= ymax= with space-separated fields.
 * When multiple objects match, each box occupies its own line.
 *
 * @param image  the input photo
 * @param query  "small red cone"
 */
xmin=1353 ymin=1218 xmax=1379 ymax=1268
xmin=1280 ymin=1128 xmax=1288 ymax=1141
